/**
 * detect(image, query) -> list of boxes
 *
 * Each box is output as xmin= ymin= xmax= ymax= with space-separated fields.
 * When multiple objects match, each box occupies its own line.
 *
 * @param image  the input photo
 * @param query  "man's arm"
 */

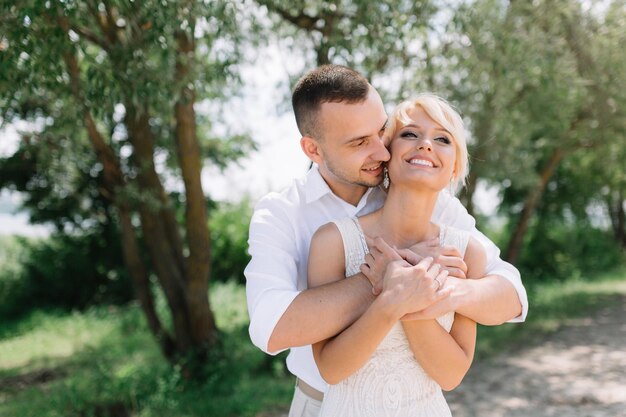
xmin=448 ymin=274 xmax=521 ymax=325
xmin=245 ymin=196 xmax=375 ymax=355
xmin=362 ymin=232 xmax=525 ymax=325
xmin=268 ymin=275 xmax=374 ymax=353
xmin=432 ymin=192 xmax=528 ymax=323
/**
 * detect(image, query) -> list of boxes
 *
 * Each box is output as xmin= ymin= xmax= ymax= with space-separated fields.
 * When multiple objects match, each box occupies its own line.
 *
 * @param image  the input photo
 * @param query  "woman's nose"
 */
xmin=417 ymin=141 xmax=432 ymax=152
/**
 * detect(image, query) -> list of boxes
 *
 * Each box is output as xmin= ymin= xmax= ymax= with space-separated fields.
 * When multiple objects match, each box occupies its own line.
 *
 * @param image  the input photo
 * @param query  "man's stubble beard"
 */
xmin=324 ymin=157 xmax=382 ymax=189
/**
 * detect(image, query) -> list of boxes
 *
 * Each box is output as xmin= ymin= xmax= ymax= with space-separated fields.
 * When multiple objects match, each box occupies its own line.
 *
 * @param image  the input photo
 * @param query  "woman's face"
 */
xmin=387 ymin=106 xmax=457 ymax=193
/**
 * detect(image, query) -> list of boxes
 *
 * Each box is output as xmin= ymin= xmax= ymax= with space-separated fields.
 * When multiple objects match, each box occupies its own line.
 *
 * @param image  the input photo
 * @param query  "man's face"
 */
xmin=315 ymin=86 xmax=390 ymax=196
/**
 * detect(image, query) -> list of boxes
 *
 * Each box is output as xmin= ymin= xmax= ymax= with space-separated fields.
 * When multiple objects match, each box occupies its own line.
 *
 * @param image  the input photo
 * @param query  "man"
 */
xmin=245 ymin=65 xmax=528 ymax=417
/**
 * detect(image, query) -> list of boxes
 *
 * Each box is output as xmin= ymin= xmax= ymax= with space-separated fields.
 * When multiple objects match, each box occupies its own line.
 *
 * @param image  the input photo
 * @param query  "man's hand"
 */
xmin=377 ymin=257 xmax=451 ymax=320
xmin=406 ymin=238 xmax=468 ymax=279
xmin=360 ymin=236 xmax=403 ymax=295
xmin=400 ymin=276 xmax=467 ymax=321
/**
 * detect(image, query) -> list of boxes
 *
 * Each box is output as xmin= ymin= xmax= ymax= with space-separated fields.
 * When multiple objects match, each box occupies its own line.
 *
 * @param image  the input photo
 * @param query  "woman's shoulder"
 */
xmin=308 ymin=220 xmax=349 ymax=287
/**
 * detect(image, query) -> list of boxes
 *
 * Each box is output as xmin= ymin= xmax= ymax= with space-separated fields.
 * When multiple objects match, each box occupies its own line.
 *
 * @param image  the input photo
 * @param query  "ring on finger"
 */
xmin=434 ymin=277 xmax=442 ymax=290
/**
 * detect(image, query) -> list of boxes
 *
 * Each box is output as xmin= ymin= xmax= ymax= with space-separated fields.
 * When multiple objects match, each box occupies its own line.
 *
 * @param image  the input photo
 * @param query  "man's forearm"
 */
xmin=267 ymin=274 xmax=375 ymax=353
xmin=453 ymin=275 xmax=522 ymax=325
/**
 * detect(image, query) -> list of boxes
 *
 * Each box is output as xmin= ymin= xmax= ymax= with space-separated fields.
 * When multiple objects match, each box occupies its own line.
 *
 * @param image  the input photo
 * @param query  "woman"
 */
xmin=307 ymin=94 xmax=486 ymax=417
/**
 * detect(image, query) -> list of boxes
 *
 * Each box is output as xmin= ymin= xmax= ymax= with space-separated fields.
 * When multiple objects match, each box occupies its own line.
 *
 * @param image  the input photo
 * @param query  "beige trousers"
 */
xmin=288 ymin=384 xmax=322 ymax=417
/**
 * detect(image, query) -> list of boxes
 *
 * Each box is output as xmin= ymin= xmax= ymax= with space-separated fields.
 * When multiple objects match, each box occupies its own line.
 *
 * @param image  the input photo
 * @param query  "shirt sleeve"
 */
xmin=434 ymin=192 xmax=529 ymax=322
xmin=244 ymin=194 xmax=301 ymax=355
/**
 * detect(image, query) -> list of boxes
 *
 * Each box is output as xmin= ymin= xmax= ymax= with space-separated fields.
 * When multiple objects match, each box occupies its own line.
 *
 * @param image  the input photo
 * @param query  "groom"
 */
xmin=245 ymin=64 xmax=528 ymax=416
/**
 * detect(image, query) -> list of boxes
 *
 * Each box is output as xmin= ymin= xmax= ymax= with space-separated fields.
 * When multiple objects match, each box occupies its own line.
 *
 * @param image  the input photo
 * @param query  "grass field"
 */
xmin=1 ymin=269 xmax=625 ymax=417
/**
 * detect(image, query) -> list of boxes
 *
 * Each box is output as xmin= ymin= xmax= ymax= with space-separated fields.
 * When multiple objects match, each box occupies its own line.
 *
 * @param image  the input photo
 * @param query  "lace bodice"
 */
xmin=319 ymin=218 xmax=470 ymax=417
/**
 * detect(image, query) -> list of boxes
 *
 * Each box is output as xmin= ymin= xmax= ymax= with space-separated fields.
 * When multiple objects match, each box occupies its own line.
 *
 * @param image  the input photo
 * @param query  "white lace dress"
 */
xmin=318 ymin=218 xmax=470 ymax=417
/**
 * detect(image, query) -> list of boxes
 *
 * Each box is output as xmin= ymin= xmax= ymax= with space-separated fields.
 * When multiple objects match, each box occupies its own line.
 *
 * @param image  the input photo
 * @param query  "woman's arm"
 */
xmin=308 ymin=223 xmax=400 ymax=385
xmin=401 ymin=237 xmax=485 ymax=390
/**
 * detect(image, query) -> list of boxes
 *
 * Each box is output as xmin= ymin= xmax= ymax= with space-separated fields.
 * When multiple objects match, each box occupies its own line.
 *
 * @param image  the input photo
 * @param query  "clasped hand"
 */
xmin=360 ymin=236 xmax=467 ymax=319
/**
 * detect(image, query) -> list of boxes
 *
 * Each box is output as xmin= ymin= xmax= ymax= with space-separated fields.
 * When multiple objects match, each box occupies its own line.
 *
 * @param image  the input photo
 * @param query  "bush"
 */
xmin=209 ymin=199 xmax=253 ymax=284
xmin=516 ymin=221 xmax=624 ymax=283
xmin=0 ymin=227 xmax=133 ymax=319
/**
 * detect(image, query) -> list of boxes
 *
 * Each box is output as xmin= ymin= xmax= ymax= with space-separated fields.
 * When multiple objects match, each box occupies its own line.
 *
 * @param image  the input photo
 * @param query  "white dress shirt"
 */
xmin=245 ymin=165 xmax=528 ymax=392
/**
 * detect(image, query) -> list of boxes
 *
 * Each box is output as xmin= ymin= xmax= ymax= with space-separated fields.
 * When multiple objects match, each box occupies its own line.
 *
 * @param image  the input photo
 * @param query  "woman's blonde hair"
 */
xmin=384 ymin=93 xmax=469 ymax=194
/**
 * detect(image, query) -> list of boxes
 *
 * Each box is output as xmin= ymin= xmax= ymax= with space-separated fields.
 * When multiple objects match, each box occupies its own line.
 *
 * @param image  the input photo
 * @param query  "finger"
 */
xmin=415 ymin=256 xmax=434 ymax=271
xmin=436 ymin=269 xmax=449 ymax=288
xmin=438 ymin=245 xmax=462 ymax=258
xmin=364 ymin=234 xmax=376 ymax=249
xmin=432 ymin=285 xmax=452 ymax=301
xmin=427 ymin=262 xmax=442 ymax=279
xmin=360 ymin=262 xmax=371 ymax=277
xmin=436 ymin=255 xmax=466 ymax=270
xmin=373 ymin=237 xmax=402 ymax=261
xmin=364 ymin=253 xmax=375 ymax=266
xmin=397 ymin=248 xmax=421 ymax=266
xmin=436 ymin=256 xmax=468 ymax=276
xmin=445 ymin=267 xmax=466 ymax=279
xmin=372 ymin=282 xmax=383 ymax=296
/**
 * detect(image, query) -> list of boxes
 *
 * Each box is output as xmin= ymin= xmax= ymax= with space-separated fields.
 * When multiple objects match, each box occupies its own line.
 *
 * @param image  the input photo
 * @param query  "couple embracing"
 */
xmin=245 ymin=65 xmax=528 ymax=417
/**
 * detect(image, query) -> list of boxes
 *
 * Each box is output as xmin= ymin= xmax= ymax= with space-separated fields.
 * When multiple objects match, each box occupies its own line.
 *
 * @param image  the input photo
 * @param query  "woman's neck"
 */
xmin=373 ymin=185 xmax=439 ymax=248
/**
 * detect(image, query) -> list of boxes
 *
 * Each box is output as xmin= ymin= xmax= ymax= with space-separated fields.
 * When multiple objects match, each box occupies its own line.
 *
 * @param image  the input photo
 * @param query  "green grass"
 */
xmin=0 ymin=282 xmax=292 ymax=417
xmin=1 ymin=269 xmax=625 ymax=417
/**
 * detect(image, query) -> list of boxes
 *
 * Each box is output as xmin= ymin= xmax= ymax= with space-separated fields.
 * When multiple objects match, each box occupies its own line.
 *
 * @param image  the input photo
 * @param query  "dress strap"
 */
xmin=332 ymin=217 xmax=369 ymax=277
xmin=439 ymin=224 xmax=470 ymax=257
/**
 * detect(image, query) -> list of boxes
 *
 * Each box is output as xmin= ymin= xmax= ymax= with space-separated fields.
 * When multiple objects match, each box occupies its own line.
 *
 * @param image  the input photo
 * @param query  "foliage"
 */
xmin=257 ymin=0 xmax=626 ymax=273
xmin=0 ymin=198 xmax=253 ymax=320
xmin=209 ymin=198 xmax=253 ymax=284
xmin=0 ymin=229 xmax=133 ymax=320
xmin=515 ymin=220 xmax=625 ymax=282
xmin=0 ymin=282 xmax=291 ymax=417
xmin=257 ymin=0 xmax=440 ymax=101
xmin=0 ymin=0 xmax=262 ymax=361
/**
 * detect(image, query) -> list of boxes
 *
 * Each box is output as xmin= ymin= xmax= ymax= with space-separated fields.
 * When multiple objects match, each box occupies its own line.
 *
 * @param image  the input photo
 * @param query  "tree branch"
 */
xmin=71 ymin=25 xmax=110 ymax=51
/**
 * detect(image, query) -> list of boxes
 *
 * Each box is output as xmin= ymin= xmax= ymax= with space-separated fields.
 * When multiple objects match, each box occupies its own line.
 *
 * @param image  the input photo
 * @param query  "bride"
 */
xmin=307 ymin=93 xmax=485 ymax=417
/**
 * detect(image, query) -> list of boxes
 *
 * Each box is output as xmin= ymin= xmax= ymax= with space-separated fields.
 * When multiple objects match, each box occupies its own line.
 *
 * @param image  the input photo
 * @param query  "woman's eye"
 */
xmin=436 ymin=136 xmax=451 ymax=144
xmin=400 ymin=131 xmax=418 ymax=139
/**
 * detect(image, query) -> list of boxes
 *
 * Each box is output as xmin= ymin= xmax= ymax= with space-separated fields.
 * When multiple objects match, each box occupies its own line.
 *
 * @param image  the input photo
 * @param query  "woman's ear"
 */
xmin=300 ymin=136 xmax=324 ymax=165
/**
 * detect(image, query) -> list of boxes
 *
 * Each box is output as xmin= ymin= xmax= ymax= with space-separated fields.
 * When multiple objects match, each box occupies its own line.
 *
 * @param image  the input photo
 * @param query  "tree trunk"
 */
xmin=174 ymin=24 xmax=217 ymax=349
xmin=124 ymin=107 xmax=196 ymax=354
xmin=505 ymin=147 xmax=565 ymax=263
xmin=58 ymin=31 xmax=175 ymax=359
xmin=607 ymin=190 xmax=626 ymax=250
xmin=58 ymin=4 xmax=219 ymax=369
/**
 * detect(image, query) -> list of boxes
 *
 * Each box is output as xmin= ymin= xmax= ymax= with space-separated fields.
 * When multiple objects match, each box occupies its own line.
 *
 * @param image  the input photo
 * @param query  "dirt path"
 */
xmin=445 ymin=296 xmax=626 ymax=417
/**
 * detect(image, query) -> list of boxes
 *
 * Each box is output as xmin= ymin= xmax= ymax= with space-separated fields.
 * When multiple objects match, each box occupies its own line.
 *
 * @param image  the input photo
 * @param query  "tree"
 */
xmin=256 ymin=0 xmax=439 ymax=100
xmin=0 ymin=0 xmax=255 ymax=368
xmin=430 ymin=0 xmax=624 ymax=264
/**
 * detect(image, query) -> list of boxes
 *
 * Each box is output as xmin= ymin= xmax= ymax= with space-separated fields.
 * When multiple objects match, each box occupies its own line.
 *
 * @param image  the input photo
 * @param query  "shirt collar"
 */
xmin=304 ymin=165 xmax=382 ymax=212
xmin=305 ymin=165 xmax=333 ymax=204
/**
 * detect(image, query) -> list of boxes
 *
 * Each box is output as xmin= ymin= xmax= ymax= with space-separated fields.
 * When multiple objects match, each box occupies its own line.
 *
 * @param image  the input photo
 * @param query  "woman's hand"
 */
xmin=405 ymin=238 xmax=468 ymax=279
xmin=360 ymin=236 xmax=468 ymax=296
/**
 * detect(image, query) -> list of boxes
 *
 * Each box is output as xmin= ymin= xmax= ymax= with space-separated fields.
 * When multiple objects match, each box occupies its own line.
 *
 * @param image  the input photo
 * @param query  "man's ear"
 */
xmin=300 ymin=136 xmax=324 ymax=165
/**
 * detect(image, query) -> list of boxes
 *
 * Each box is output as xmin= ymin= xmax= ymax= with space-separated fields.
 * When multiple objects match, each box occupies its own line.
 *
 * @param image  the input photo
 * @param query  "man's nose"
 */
xmin=373 ymin=137 xmax=391 ymax=161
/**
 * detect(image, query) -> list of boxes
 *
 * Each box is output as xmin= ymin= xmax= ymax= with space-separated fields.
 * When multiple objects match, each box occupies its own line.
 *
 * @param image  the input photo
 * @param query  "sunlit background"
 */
xmin=0 ymin=1 xmax=624 ymax=416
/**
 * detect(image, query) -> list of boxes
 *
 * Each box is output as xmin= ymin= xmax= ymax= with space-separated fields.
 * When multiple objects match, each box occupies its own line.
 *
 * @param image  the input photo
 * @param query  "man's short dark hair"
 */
xmin=292 ymin=64 xmax=370 ymax=140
